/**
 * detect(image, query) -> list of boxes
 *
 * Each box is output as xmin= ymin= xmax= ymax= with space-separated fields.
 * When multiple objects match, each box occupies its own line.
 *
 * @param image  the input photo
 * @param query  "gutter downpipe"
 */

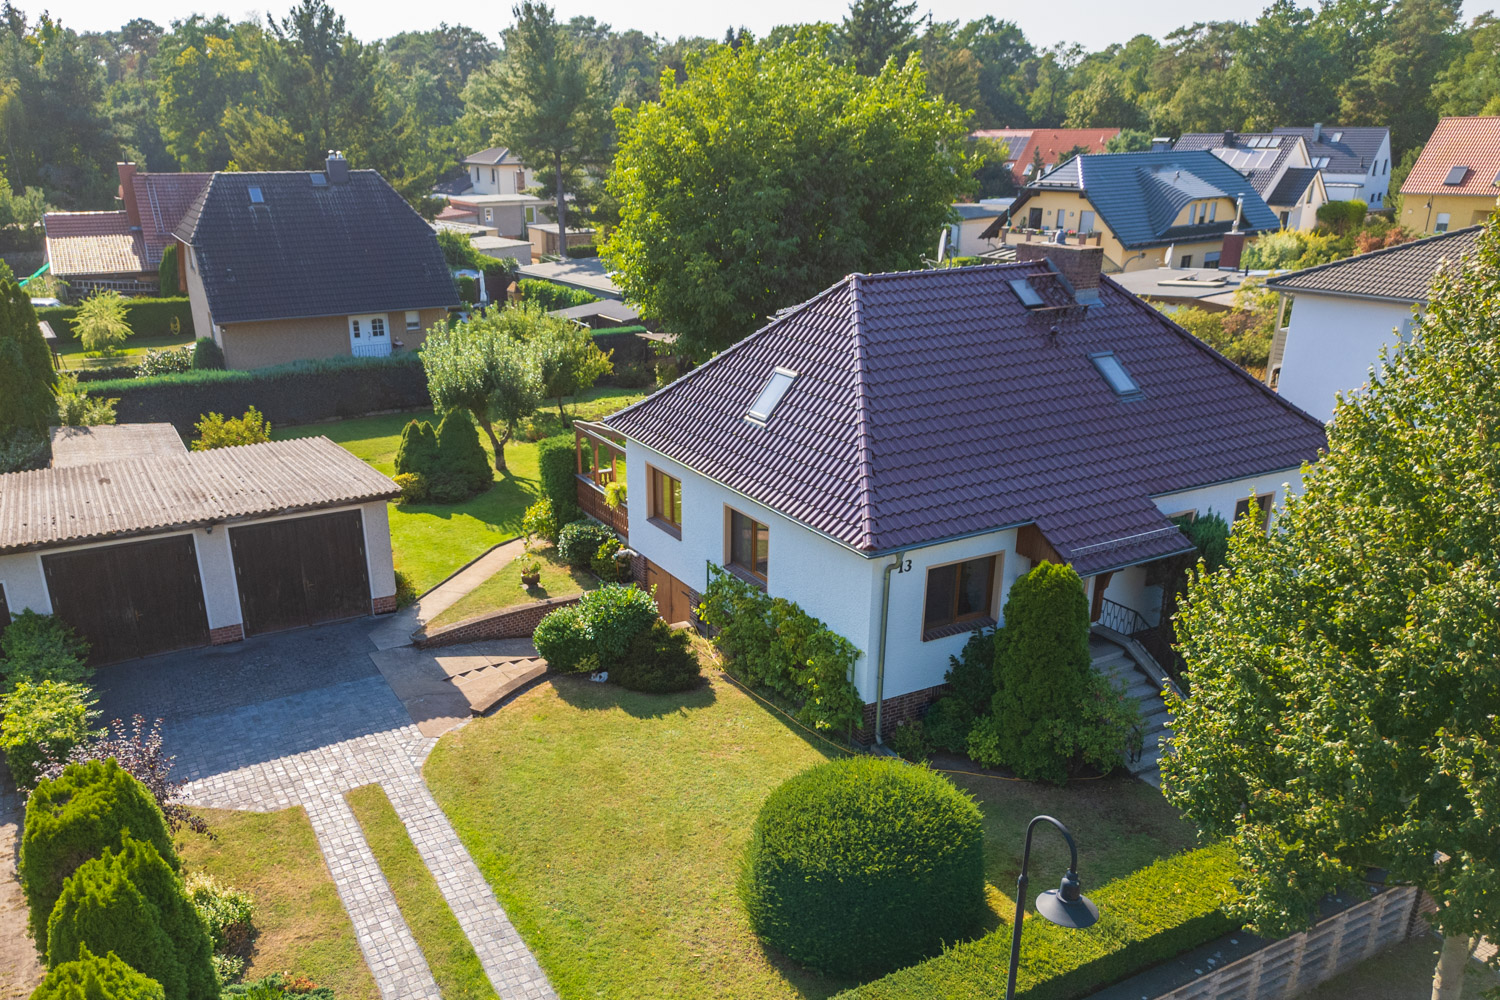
xmin=872 ymin=552 xmax=904 ymax=747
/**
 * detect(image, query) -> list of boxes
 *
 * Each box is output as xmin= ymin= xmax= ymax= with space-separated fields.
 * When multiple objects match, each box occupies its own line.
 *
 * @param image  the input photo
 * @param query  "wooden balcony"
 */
xmin=574 ymin=420 xmax=628 ymax=541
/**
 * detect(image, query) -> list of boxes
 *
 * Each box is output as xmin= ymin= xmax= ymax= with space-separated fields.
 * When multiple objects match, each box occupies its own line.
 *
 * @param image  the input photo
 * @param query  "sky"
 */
xmin=37 ymin=0 xmax=1499 ymax=49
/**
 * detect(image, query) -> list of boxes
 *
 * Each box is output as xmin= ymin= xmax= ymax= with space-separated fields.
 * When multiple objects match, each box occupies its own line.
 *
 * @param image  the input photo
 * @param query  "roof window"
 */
xmin=310 ymin=172 xmax=327 ymax=186
xmin=746 ymin=368 xmax=797 ymax=423
xmin=1444 ymin=165 xmax=1471 ymax=186
xmin=1091 ymin=352 xmax=1142 ymax=398
xmin=1009 ymin=278 xmax=1045 ymax=309
xmin=248 ymin=186 xmax=264 ymax=203
xmin=1330 ymin=131 xmax=1343 ymax=142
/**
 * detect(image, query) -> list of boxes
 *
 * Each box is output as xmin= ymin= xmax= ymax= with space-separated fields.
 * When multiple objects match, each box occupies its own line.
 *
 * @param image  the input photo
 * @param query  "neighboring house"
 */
xmin=1264 ymin=225 xmax=1480 ymax=420
xmin=948 ymin=202 xmax=1008 ymax=256
xmin=971 ymin=128 xmax=1122 ymax=184
xmin=1109 ymin=266 xmax=1251 ymax=311
xmin=0 ymin=431 xmax=400 ymax=664
xmin=446 ymin=193 xmax=544 ymax=239
xmin=598 ymin=243 xmax=1326 ymax=736
xmin=431 ymin=148 xmax=546 ymax=238
xmin=1399 ymin=117 xmax=1500 ymax=234
xmin=470 ymin=235 xmax=533 ymax=265
xmin=1173 ymin=131 xmax=1328 ymax=230
xmin=517 ymin=257 xmax=621 ymax=300
xmin=526 ymin=221 xmax=595 ymax=257
xmin=462 ymin=147 xmax=535 ymax=196
xmin=175 ymin=153 xmax=459 ymax=370
xmin=42 ymin=162 xmax=208 ymax=297
xmin=1272 ymin=124 xmax=1392 ymax=207
xmin=982 ymin=150 xmax=1282 ymax=273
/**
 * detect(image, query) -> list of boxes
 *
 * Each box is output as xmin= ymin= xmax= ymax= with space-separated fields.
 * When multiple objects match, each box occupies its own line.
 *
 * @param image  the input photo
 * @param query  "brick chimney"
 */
xmin=117 ymin=162 xmax=141 ymax=228
xmin=1015 ymin=241 xmax=1103 ymax=296
xmin=1220 ymin=233 xmax=1247 ymax=270
xmin=325 ymin=150 xmax=350 ymax=184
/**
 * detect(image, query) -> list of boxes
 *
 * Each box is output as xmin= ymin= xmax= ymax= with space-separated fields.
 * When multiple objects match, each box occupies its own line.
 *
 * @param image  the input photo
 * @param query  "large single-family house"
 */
xmin=1263 ymin=226 xmax=1480 ymax=420
xmin=175 ymin=154 xmax=459 ymax=370
xmin=1399 ymin=117 xmax=1500 ymax=234
xmin=981 ymin=150 xmax=1282 ymax=273
xmin=1271 ymin=125 xmax=1392 ymax=206
xmin=462 ymin=147 xmax=535 ymax=196
xmin=971 ymin=128 xmax=1122 ymax=184
xmin=42 ymin=163 xmax=209 ymax=297
xmin=0 ymin=430 xmax=400 ymax=664
xmin=1173 ymin=131 xmax=1328 ymax=231
xmin=596 ymin=244 xmax=1326 ymax=737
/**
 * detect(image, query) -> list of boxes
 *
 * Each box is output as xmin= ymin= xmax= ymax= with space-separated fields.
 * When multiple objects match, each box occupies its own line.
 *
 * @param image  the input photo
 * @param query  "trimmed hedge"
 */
xmin=30 ymin=944 xmax=166 ymax=1000
xmin=615 ymin=620 xmax=704 ymax=692
xmin=38 ymin=298 xmax=194 ymax=342
xmin=742 ymin=757 xmax=987 ymax=977
xmin=21 ymin=759 xmax=178 ymax=958
xmin=835 ymin=844 xmax=1242 ymax=1000
xmin=557 ymin=521 xmax=614 ymax=569
xmin=518 ymin=279 xmax=599 ymax=311
xmin=537 ymin=435 xmax=581 ymax=525
xmin=83 ymin=354 xmax=430 ymax=435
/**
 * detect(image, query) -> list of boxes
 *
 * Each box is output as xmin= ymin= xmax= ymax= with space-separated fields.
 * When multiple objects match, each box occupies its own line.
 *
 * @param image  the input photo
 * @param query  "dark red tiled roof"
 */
xmin=606 ymin=263 xmax=1326 ymax=572
xmin=132 ymin=172 xmax=210 ymax=265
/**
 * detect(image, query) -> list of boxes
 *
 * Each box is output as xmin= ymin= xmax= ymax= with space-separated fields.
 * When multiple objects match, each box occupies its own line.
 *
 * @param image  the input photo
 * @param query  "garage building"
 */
xmin=0 ymin=435 xmax=401 ymax=665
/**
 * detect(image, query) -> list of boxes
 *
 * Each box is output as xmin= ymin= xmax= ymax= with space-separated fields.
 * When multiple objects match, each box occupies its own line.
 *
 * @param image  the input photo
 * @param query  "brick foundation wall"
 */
xmin=371 ymin=594 xmax=397 ymax=615
xmin=208 ymin=623 xmax=244 ymax=645
xmin=414 ymin=594 xmax=583 ymax=648
xmin=856 ymin=683 xmax=950 ymax=744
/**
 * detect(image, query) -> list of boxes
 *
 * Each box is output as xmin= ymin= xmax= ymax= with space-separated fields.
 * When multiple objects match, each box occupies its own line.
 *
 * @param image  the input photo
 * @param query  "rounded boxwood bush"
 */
xmin=532 ymin=604 xmax=595 ymax=674
xmin=614 ymin=620 xmax=703 ymax=693
xmin=740 ymin=756 xmax=986 ymax=977
xmin=557 ymin=521 xmax=615 ymax=570
xmin=21 ymin=759 xmax=177 ymax=958
xmin=31 ymin=944 xmax=165 ymax=1000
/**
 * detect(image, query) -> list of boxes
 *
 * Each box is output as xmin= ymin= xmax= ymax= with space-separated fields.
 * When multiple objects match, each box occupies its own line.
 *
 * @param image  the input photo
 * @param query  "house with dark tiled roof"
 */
xmin=980 ymin=150 xmax=1282 ymax=273
xmin=1263 ymin=226 xmax=1480 ymax=420
xmin=1271 ymin=125 xmax=1392 ymax=206
xmin=597 ymin=243 xmax=1325 ymax=741
xmin=42 ymin=163 xmax=209 ymax=296
xmin=1173 ymin=131 xmax=1329 ymax=231
xmin=175 ymin=153 xmax=459 ymax=370
xmin=1399 ymin=117 xmax=1500 ymax=234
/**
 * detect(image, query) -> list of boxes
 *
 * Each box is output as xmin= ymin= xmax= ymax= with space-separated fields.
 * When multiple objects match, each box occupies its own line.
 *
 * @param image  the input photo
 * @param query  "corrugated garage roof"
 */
xmin=0 ymin=437 xmax=399 ymax=554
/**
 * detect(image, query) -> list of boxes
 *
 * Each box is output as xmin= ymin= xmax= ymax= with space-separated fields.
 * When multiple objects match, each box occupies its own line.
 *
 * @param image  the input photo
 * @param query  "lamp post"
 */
xmin=1005 ymin=815 xmax=1100 ymax=1000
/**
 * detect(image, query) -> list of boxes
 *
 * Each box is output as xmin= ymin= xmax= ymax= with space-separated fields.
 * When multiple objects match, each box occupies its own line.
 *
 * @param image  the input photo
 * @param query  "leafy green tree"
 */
xmin=0 ymin=263 xmax=55 ymax=441
xmin=604 ymin=30 xmax=972 ymax=355
xmin=1163 ymin=220 xmax=1500 ymax=998
xmin=1432 ymin=13 xmax=1500 ymax=116
xmin=1338 ymin=0 xmax=1462 ymax=155
xmin=155 ymin=16 xmax=262 ymax=171
xmin=531 ymin=321 xmax=612 ymax=420
xmin=840 ymin=0 xmax=918 ymax=76
xmin=1064 ymin=67 xmax=1146 ymax=128
xmin=1105 ymin=128 xmax=1153 ymax=152
xmin=74 ymin=290 xmax=132 ymax=355
xmin=463 ymin=2 xmax=610 ymax=250
xmin=1237 ymin=0 xmax=1338 ymax=129
xmin=0 ymin=172 xmax=44 ymax=226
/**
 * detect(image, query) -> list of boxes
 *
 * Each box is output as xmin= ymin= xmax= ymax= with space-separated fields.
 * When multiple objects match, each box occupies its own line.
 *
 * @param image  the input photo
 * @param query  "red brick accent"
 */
xmin=855 ymin=683 xmax=950 ymax=744
xmin=414 ymin=594 xmax=583 ymax=649
xmin=208 ymin=623 xmax=244 ymax=645
xmin=371 ymin=594 xmax=397 ymax=615
xmin=1014 ymin=242 xmax=1103 ymax=291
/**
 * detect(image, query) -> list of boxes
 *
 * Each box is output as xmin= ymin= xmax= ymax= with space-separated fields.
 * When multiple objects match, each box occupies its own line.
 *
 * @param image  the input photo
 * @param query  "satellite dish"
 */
xmin=936 ymin=228 xmax=949 ymax=264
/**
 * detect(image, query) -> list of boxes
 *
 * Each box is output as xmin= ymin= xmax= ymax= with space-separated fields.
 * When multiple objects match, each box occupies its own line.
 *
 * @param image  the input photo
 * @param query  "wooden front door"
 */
xmin=643 ymin=560 xmax=695 ymax=625
xmin=230 ymin=510 xmax=371 ymax=635
xmin=43 ymin=535 xmax=210 ymax=665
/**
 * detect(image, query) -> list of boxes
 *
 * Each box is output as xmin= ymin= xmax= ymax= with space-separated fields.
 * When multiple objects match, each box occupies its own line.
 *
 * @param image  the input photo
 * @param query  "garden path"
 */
xmin=368 ymin=537 xmax=526 ymax=652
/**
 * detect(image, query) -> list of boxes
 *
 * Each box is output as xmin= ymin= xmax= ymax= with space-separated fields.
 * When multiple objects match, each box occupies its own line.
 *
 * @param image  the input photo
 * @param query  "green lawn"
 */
xmin=428 ymin=544 xmax=599 ymax=629
xmin=273 ymin=387 xmax=645 ymax=594
xmin=176 ymin=807 xmax=378 ymax=1000
xmin=423 ymin=654 xmax=1196 ymax=1000
xmin=54 ymin=333 xmax=196 ymax=367
xmin=346 ymin=784 xmax=498 ymax=1000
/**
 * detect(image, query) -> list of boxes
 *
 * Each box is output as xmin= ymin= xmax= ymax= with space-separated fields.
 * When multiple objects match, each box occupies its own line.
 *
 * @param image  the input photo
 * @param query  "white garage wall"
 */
xmin=1276 ymin=293 xmax=1413 ymax=422
xmin=361 ymin=501 xmax=397 ymax=599
xmin=0 ymin=551 xmax=49 ymax=614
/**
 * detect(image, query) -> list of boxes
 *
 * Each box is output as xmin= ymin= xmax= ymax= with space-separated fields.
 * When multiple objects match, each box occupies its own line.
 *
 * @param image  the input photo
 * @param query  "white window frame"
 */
xmin=405 ymin=310 xmax=420 ymax=333
xmin=1436 ymin=213 xmax=1452 ymax=233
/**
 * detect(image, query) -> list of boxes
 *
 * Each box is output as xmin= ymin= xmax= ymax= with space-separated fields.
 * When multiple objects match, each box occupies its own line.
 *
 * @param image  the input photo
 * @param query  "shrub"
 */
xmin=457 ymin=274 xmax=478 ymax=303
xmin=532 ymin=604 xmax=595 ymax=674
xmin=699 ymin=567 xmax=863 ymax=732
xmin=558 ymin=521 xmax=614 ymax=569
xmin=1 ymin=610 xmax=91 ymax=691
xmin=522 ymin=498 xmax=559 ymax=545
xmin=614 ymin=620 xmax=702 ymax=693
xmin=1316 ymin=198 xmax=1367 ymax=234
xmin=55 ymin=371 xmax=119 ymax=428
xmin=887 ymin=718 xmax=934 ymax=764
xmin=1184 ymin=511 xmax=1230 ymax=572
xmin=189 ymin=338 xmax=224 ymax=370
xmin=158 ymin=244 xmax=180 ymax=297
xmin=591 ymin=536 xmax=622 ymax=581
xmin=394 ymin=419 xmax=439 ymax=478
xmin=945 ymin=627 xmax=996 ymax=717
xmin=394 ymin=570 xmax=417 ymax=608
xmin=834 ymin=844 xmax=1241 ymax=1000
xmin=922 ymin=696 xmax=974 ymax=753
xmin=222 ymin=973 xmax=334 ymax=999
xmin=517 ymin=278 xmax=599 ymax=310
xmin=740 ymin=757 xmax=986 ymax=977
xmin=21 ymin=759 xmax=178 ymax=957
xmin=391 ymin=472 xmax=428 ymax=504
xmin=191 ymin=407 xmax=270 ymax=450
xmin=0 ymin=681 xmax=99 ymax=789
xmin=990 ymin=562 xmax=1140 ymax=784
xmin=429 ymin=410 xmax=491 ymax=502
xmin=75 ymin=291 xmax=132 ymax=355
xmin=135 ymin=347 xmax=194 ymax=378
xmin=30 ymin=944 xmax=166 ymax=1000
xmin=577 ymin=585 xmax=659 ymax=666
xmin=185 ymin=871 xmax=255 ymax=958
xmin=47 ymin=837 xmax=217 ymax=1000
xmin=0 ymin=425 xmax=48 ymax=472
xmin=537 ymin=435 xmax=581 ymax=524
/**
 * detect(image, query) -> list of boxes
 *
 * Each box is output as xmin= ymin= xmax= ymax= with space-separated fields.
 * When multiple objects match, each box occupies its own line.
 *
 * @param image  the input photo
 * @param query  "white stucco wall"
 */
xmin=361 ymin=501 xmax=397 ymax=599
xmin=1276 ymin=292 xmax=1414 ymax=422
xmin=1153 ymin=468 xmax=1305 ymax=528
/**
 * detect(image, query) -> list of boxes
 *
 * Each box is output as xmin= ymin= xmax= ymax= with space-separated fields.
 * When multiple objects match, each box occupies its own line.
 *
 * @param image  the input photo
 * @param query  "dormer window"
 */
xmin=1091 ymin=352 xmax=1142 ymax=398
xmin=746 ymin=368 xmax=797 ymax=423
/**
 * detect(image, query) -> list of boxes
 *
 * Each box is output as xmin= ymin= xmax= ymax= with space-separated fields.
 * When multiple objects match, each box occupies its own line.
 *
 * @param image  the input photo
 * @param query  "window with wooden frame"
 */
xmin=922 ymin=554 xmax=1000 ymax=640
xmin=648 ymin=465 xmax=683 ymax=537
xmin=1233 ymin=493 xmax=1274 ymax=533
xmin=726 ymin=508 xmax=768 ymax=584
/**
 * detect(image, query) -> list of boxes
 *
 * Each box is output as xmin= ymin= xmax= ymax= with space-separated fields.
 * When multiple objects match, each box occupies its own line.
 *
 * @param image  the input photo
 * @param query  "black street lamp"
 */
xmin=1005 ymin=815 xmax=1100 ymax=1000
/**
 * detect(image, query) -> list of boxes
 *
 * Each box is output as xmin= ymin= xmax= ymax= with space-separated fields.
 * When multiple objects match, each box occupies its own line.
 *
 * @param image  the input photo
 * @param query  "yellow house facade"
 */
xmin=1400 ymin=117 xmax=1500 ymax=234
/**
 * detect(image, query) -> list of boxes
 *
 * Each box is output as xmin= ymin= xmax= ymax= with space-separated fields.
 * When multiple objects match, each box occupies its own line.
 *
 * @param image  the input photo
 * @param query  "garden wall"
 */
xmin=414 ymin=594 xmax=582 ymax=648
xmin=84 ymin=355 xmax=431 ymax=434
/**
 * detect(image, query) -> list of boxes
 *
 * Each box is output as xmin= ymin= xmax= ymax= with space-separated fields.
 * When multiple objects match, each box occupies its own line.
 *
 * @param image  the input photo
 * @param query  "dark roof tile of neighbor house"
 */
xmin=1273 ymin=125 xmax=1388 ymax=175
xmin=1265 ymin=226 xmax=1482 ymax=303
xmin=606 ymin=261 xmax=1328 ymax=575
xmin=175 ymin=167 xmax=458 ymax=325
xmin=0 ymin=437 xmax=399 ymax=554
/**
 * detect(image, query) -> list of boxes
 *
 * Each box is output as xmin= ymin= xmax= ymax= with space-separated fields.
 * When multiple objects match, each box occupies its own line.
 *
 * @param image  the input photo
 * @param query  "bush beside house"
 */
xmin=532 ymin=584 xmax=659 ymax=675
xmin=537 ymin=435 xmax=582 ymax=525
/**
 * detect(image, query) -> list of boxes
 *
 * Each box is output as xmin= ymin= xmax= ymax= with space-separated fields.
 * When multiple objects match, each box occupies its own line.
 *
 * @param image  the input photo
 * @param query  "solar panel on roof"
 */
xmin=1444 ymin=165 xmax=1471 ymax=186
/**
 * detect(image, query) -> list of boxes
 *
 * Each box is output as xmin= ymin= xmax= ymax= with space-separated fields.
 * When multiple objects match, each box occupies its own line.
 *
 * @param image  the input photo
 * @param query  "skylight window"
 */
xmin=1009 ymin=278 xmax=1045 ymax=309
xmin=1444 ymin=165 xmax=1471 ymax=186
xmin=1091 ymin=353 xmax=1142 ymax=397
xmin=746 ymin=368 xmax=797 ymax=423
xmin=310 ymin=172 xmax=327 ymax=186
xmin=248 ymin=186 xmax=264 ymax=203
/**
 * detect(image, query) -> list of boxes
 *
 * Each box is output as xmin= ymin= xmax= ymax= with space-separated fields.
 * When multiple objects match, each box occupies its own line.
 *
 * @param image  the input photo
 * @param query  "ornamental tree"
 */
xmin=0 ymin=262 xmax=56 ymax=448
xmin=603 ymin=29 xmax=974 ymax=356
xmin=75 ymin=290 xmax=133 ymax=355
xmin=1164 ymin=219 xmax=1500 ymax=998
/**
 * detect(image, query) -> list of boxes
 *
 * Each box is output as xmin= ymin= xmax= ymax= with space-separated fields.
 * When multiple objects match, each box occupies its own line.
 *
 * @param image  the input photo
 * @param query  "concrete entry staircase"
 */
xmin=1091 ymin=632 xmax=1174 ymax=789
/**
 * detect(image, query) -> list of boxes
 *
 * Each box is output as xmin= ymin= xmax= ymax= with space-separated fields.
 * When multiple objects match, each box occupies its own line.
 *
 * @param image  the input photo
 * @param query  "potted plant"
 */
xmin=520 ymin=560 xmax=542 ymax=589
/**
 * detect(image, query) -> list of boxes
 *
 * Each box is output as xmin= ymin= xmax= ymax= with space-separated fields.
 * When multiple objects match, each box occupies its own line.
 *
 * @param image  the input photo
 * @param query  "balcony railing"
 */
xmin=997 ymin=227 xmax=1103 ymax=247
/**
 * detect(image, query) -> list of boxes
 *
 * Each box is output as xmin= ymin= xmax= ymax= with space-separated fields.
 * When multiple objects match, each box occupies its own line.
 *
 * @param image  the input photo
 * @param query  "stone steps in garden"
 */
xmin=1092 ymin=635 xmax=1173 ymax=788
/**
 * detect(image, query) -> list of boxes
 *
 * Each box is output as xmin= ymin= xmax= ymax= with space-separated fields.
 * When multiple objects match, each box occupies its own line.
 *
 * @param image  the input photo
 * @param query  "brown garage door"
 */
xmin=43 ymin=535 xmax=210 ymax=665
xmin=643 ymin=560 xmax=696 ymax=625
xmin=230 ymin=510 xmax=371 ymax=635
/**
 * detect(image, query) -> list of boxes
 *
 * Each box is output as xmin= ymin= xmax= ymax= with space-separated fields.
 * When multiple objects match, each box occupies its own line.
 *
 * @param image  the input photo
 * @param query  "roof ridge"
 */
xmin=1265 ymin=225 xmax=1484 ymax=288
xmin=847 ymin=273 xmax=878 ymax=550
